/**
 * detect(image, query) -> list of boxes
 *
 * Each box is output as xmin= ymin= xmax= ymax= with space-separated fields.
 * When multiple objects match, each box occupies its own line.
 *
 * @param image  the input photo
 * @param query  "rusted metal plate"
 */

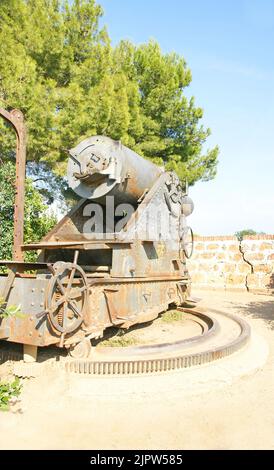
xmin=0 ymin=275 xmax=188 ymax=347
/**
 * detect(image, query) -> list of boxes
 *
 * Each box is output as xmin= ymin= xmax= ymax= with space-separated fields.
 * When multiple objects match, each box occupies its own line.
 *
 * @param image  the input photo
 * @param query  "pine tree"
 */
xmin=0 ymin=0 xmax=218 ymax=185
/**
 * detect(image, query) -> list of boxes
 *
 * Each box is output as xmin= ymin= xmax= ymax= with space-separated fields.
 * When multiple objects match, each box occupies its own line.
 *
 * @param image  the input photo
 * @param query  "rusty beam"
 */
xmin=0 ymin=261 xmax=54 ymax=270
xmin=0 ymin=108 xmax=27 ymax=261
xmin=21 ymin=240 xmax=133 ymax=250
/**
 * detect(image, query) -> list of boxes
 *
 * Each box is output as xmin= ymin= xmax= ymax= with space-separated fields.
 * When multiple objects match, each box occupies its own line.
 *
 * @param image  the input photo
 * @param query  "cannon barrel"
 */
xmin=67 ymin=136 xmax=163 ymax=203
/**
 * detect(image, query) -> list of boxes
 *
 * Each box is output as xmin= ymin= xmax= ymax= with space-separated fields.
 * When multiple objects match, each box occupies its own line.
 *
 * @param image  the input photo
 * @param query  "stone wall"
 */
xmin=188 ymin=235 xmax=274 ymax=294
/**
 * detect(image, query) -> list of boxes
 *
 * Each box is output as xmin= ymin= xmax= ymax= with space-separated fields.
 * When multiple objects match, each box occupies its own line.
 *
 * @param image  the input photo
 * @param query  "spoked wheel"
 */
xmin=179 ymin=226 xmax=194 ymax=261
xmin=46 ymin=261 xmax=88 ymax=335
xmin=69 ymin=338 xmax=92 ymax=359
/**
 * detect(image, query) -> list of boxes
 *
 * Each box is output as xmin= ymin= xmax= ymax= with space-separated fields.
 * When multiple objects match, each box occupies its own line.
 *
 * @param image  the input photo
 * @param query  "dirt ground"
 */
xmin=0 ymin=289 xmax=273 ymax=450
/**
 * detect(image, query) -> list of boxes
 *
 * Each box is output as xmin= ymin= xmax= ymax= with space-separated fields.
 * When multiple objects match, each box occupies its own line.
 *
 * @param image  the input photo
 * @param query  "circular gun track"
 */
xmin=65 ymin=309 xmax=251 ymax=375
xmin=0 ymin=309 xmax=251 ymax=377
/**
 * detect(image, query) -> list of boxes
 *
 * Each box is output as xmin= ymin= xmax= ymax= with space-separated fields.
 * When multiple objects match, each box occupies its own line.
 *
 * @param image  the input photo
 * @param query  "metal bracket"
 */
xmin=0 ymin=267 xmax=17 ymax=303
xmin=103 ymin=288 xmax=121 ymax=324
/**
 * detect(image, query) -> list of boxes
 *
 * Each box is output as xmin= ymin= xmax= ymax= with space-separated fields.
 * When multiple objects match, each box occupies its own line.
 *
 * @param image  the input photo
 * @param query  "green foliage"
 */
xmin=234 ymin=229 xmax=261 ymax=241
xmin=0 ymin=377 xmax=21 ymax=411
xmin=0 ymin=161 xmax=56 ymax=261
xmin=0 ymin=296 xmax=24 ymax=319
xmin=0 ymin=0 xmax=218 ymax=186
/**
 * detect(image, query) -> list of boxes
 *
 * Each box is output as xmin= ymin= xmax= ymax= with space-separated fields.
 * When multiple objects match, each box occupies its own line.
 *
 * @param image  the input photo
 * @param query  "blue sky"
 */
xmin=99 ymin=0 xmax=274 ymax=235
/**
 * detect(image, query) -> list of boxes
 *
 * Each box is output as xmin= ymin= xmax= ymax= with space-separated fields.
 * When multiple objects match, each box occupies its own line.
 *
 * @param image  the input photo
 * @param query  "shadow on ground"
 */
xmin=267 ymin=273 xmax=274 ymax=292
xmin=236 ymin=299 xmax=274 ymax=329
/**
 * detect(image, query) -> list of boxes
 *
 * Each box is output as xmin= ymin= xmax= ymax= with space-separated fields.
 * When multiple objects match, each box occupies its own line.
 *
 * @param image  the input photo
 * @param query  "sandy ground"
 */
xmin=0 ymin=289 xmax=273 ymax=450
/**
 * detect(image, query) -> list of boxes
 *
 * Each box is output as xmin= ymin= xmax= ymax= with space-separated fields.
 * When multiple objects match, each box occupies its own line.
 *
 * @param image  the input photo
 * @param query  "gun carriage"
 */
xmin=0 ymin=109 xmax=194 ymax=360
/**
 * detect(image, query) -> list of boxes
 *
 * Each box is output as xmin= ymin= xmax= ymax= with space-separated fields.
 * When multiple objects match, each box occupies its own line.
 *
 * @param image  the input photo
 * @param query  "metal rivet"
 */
xmin=31 ymin=302 xmax=34 ymax=306
xmin=40 ymin=303 xmax=43 ymax=307
xmin=29 ymin=332 xmax=32 ymax=336
xmin=30 ymin=317 xmax=33 ymax=321
xmin=41 ymin=288 xmax=45 ymax=293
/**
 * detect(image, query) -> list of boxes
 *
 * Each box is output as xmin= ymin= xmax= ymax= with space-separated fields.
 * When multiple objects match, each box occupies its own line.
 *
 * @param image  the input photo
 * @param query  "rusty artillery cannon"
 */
xmin=0 ymin=110 xmax=194 ymax=360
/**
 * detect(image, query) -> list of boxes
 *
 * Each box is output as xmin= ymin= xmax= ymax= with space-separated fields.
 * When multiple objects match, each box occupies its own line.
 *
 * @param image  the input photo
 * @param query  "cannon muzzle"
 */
xmin=67 ymin=136 xmax=163 ymax=203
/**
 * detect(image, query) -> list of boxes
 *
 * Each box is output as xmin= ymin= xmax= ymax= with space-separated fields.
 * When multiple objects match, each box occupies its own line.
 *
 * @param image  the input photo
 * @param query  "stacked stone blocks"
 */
xmin=188 ymin=235 xmax=274 ymax=293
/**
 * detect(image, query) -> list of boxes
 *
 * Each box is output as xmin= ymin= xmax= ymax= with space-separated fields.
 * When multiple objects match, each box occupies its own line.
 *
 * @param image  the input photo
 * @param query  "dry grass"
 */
xmin=160 ymin=309 xmax=185 ymax=323
xmin=98 ymin=330 xmax=140 ymax=348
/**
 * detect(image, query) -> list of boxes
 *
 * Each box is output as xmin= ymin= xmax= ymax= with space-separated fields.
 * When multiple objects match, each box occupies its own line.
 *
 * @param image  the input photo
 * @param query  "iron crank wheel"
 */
xmin=46 ymin=261 xmax=88 ymax=336
xmin=179 ymin=226 xmax=194 ymax=261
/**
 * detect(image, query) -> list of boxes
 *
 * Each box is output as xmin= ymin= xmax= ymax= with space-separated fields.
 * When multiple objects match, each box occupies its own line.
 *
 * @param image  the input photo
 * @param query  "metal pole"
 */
xmin=0 ymin=108 xmax=26 ymax=261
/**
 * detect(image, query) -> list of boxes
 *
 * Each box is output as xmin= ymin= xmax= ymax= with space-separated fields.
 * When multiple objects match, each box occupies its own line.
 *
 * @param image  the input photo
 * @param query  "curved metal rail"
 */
xmin=0 ymin=309 xmax=251 ymax=377
xmin=65 ymin=309 xmax=251 ymax=375
xmin=92 ymin=309 xmax=219 ymax=358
